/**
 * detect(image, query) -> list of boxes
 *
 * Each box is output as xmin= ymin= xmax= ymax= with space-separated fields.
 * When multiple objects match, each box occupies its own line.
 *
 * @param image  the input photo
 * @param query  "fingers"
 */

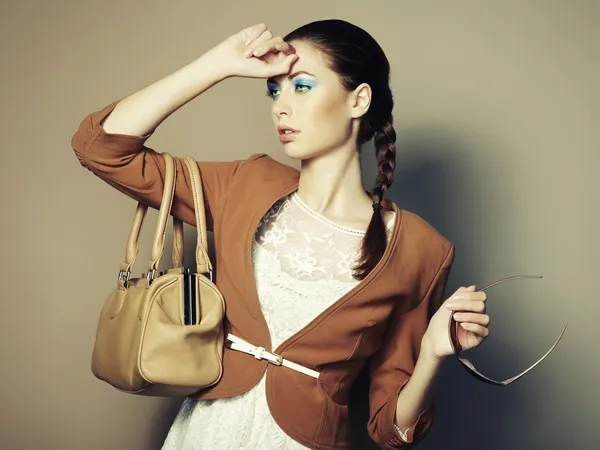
xmin=446 ymin=299 xmax=486 ymax=313
xmin=241 ymin=24 xmax=295 ymax=60
xmin=449 ymin=289 xmax=486 ymax=302
xmin=444 ymin=289 xmax=486 ymax=312
xmin=453 ymin=312 xmax=490 ymax=326
xmin=278 ymin=53 xmax=299 ymax=69
xmin=246 ymin=37 xmax=295 ymax=60
xmin=458 ymin=322 xmax=489 ymax=337
xmin=243 ymin=32 xmax=272 ymax=58
xmin=243 ymin=23 xmax=268 ymax=45
xmin=250 ymin=37 xmax=288 ymax=57
xmin=452 ymin=285 xmax=477 ymax=296
xmin=446 ymin=288 xmax=490 ymax=340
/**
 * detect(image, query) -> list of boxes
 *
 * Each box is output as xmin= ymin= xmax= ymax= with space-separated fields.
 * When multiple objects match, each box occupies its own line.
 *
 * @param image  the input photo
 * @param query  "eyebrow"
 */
xmin=266 ymin=71 xmax=316 ymax=84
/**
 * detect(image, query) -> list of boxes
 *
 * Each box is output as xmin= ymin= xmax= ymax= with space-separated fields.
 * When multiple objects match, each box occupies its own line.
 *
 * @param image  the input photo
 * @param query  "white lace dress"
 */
xmin=162 ymin=192 xmax=395 ymax=450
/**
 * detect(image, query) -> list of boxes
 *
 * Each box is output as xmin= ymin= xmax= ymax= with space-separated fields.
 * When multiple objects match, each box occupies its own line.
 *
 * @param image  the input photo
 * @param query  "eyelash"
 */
xmin=266 ymin=82 xmax=313 ymax=99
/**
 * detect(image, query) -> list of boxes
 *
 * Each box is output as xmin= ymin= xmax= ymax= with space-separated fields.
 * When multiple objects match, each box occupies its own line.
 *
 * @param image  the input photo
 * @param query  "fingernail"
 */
xmin=445 ymin=302 xmax=457 ymax=309
xmin=244 ymin=47 xmax=253 ymax=58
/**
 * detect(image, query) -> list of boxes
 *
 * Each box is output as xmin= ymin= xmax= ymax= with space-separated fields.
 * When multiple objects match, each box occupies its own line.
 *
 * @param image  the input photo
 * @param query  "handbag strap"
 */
xmin=147 ymin=152 xmax=177 ymax=275
xmin=118 ymin=152 xmax=180 ymax=285
xmin=172 ymin=218 xmax=185 ymax=268
xmin=181 ymin=156 xmax=213 ymax=276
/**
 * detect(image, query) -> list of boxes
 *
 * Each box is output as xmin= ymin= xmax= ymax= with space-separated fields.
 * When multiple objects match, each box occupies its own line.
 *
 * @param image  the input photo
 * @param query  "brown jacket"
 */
xmin=71 ymin=100 xmax=455 ymax=449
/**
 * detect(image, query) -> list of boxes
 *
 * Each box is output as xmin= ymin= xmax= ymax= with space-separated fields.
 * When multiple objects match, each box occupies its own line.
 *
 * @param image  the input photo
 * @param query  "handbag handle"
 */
xmin=147 ymin=152 xmax=177 ymax=275
xmin=181 ymin=156 xmax=213 ymax=276
xmin=116 ymin=153 xmax=213 ymax=286
xmin=117 ymin=152 xmax=182 ymax=286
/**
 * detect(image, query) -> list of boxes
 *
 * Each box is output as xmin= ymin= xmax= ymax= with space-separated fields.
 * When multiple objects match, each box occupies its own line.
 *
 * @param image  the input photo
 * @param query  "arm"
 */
xmin=72 ymin=24 xmax=298 ymax=229
xmin=367 ymin=244 xmax=454 ymax=448
xmin=391 ymin=342 xmax=443 ymax=442
xmin=71 ymin=48 xmax=243 ymax=230
xmin=71 ymin=98 xmax=244 ymax=231
xmin=98 ymin=47 xmax=230 ymax=137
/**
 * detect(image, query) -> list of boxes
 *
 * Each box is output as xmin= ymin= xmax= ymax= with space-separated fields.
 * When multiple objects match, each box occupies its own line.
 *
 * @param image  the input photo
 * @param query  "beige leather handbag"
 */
xmin=91 ymin=153 xmax=226 ymax=397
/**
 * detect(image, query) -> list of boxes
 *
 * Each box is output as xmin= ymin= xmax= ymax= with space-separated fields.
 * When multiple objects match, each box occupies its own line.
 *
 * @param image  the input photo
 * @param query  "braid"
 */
xmin=352 ymin=120 xmax=397 ymax=281
xmin=372 ymin=121 xmax=397 ymax=206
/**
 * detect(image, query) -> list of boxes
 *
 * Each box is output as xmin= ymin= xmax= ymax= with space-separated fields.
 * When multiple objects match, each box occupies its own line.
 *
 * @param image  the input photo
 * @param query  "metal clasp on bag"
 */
xmin=117 ymin=269 xmax=131 ymax=287
xmin=146 ymin=268 xmax=156 ymax=285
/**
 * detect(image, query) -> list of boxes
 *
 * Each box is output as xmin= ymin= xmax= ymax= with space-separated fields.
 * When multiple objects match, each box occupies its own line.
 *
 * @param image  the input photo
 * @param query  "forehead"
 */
xmin=269 ymin=41 xmax=334 ymax=83
xmin=289 ymin=41 xmax=328 ymax=67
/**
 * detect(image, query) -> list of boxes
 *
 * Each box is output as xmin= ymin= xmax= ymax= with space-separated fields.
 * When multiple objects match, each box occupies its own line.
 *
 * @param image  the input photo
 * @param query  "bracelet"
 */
xmin=393 ymin=423 xmax=409 ymax=442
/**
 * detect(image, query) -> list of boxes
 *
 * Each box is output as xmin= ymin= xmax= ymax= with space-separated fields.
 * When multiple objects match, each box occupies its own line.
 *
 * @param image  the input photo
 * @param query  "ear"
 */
xmin=349 ymin=83 xmax=372 ymax=119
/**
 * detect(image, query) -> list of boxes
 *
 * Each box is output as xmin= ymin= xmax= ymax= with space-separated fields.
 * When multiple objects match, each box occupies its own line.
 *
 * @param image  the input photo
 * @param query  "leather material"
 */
xmin=91 ymin=152 xmax=225 ymax=397
xmin=181 ymin=156 xmax=213 ymax=275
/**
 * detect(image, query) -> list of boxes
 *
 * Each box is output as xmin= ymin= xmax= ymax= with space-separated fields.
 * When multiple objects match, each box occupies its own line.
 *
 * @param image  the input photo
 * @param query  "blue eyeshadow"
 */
xmin=294 ymin=78 xmax=318 ymax=88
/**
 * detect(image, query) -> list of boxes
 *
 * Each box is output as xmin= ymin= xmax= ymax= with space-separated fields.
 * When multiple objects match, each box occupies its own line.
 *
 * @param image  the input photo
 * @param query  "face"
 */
xmin=266 ymin=41 xmax=370 ymax=160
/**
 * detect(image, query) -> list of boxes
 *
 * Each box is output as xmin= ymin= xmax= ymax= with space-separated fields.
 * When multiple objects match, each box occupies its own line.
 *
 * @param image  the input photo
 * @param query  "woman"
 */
xmin=72 ymin=20 xmax=489 ymax=449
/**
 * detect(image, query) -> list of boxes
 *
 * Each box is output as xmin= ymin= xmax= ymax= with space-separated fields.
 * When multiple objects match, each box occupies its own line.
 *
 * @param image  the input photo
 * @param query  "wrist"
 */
xmin=419 ymin=333 xmax=447 ymax=365
xmin=195 ymin=46 xmax=234 ymax=82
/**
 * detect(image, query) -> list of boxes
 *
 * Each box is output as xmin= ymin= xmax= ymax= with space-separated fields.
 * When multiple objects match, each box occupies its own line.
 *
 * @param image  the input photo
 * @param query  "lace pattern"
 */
xmin=162 ymin=192 xmax=395 ymax=449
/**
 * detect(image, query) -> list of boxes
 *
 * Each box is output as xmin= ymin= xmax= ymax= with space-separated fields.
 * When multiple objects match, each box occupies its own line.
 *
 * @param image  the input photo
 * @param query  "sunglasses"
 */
xmin=448 ymin=275 xmax=569 ymax=386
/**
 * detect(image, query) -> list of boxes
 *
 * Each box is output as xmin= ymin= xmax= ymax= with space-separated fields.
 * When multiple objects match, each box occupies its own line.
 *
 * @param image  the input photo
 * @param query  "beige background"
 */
xmin=1 ymin=0 xmax=598 ymax=449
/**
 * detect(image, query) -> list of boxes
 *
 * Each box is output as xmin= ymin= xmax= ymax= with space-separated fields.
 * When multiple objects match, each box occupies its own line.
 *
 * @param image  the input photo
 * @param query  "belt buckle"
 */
xmin=270 ymin=353 xmax=283 ymax=366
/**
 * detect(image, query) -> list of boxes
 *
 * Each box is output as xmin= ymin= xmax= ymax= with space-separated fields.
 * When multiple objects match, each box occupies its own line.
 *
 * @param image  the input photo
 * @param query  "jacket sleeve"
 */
xmin=367 ymin=243 xmax=455 ymax=449
xmin=71 ymin=99 xmax=246 ymax=230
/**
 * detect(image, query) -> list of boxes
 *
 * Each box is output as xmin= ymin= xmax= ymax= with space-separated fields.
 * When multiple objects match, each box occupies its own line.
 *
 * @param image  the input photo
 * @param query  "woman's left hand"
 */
xmin=421 ymin=286 xmax=490 ymax=361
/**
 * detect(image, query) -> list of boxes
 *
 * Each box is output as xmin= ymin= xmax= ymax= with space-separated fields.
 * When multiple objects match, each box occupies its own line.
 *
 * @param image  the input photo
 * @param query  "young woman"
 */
xmin=72 ymin=20 xmax=489 ymax=450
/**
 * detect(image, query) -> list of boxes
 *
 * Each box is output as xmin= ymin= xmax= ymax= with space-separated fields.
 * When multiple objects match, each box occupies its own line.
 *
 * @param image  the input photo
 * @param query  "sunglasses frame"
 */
xmin=448 ymin=275 xmax=568 ymax=386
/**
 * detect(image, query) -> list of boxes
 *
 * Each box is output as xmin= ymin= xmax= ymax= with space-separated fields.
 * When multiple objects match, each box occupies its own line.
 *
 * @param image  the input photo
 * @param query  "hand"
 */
xmin=213 ymin=23 xmax=299 ymax=80
xmin=421 ymin=286 xmax=490 ymax=361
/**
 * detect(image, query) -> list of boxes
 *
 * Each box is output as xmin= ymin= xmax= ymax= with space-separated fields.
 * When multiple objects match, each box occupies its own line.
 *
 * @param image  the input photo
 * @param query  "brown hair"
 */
xmin=285 ymin=19 xmax=397 ymax=280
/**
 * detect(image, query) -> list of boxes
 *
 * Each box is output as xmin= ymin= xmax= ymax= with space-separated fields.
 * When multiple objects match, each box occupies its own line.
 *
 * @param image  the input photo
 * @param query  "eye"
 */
xmin=266 ymin=87 xmax=280 ymax=99
xmin=265 ymin=89 xmax=279 ymax=99
xmin=294 ymin=82 xmax=313 ymax=93
xmin=265 ymin=81 xmax=281 ymax=99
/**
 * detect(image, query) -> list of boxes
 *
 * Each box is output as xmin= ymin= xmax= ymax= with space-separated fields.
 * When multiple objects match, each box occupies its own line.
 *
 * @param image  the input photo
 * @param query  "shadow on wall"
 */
xmin=349 ymin=128 xmax=546 ymax=450
xmin=147 ymin=399 xmax=185 ymax=449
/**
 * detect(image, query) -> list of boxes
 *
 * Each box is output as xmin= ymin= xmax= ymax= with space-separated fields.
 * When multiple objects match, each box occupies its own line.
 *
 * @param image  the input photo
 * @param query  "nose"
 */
xmin=272 ymin=92 xmax=292 ymax=118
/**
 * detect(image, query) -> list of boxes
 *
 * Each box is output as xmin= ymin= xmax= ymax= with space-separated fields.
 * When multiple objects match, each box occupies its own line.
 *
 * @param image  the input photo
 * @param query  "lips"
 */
xmin=277 ymin=125 xmax=300 ymax=143
xmin=277 ymin=125 xmax=300 ymax=135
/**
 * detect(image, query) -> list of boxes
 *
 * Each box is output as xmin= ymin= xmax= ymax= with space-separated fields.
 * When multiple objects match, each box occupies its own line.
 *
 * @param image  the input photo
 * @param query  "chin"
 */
xmin=283 ymin=143 xmax=330 ymax=162
xmin=282 ymin=143 xmax=310 ymax=160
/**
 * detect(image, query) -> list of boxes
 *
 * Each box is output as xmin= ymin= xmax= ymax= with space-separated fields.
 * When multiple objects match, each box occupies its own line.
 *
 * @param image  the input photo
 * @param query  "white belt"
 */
xmin=226 ymin=333 xmax=320 ymax=379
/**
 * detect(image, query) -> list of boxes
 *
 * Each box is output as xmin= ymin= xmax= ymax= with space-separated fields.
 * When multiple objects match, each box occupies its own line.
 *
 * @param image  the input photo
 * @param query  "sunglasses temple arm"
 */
xmin=478 ymin=275 xmax=543 ymax=292
xmin=499 ymin=321 xmax=569 ymax=385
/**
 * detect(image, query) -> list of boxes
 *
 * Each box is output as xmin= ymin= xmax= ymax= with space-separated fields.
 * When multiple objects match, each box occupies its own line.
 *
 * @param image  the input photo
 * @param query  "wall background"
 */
xmin=1 ymin=1 xmax=598 ymax=449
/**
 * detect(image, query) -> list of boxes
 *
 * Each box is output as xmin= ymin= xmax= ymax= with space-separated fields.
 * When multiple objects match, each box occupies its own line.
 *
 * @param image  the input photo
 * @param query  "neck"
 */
xmin=296 ymin=145 xmax=371 ymax=222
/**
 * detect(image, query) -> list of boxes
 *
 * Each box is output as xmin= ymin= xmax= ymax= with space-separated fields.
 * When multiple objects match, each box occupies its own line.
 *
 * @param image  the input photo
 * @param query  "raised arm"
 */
xmin=71 ymin=23 xmax=298 ymax=229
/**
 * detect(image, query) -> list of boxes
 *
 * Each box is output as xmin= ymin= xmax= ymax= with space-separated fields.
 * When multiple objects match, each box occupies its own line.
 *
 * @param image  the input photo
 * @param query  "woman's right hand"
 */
xmin=213 ymin=23 xmax=299 ymax=80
